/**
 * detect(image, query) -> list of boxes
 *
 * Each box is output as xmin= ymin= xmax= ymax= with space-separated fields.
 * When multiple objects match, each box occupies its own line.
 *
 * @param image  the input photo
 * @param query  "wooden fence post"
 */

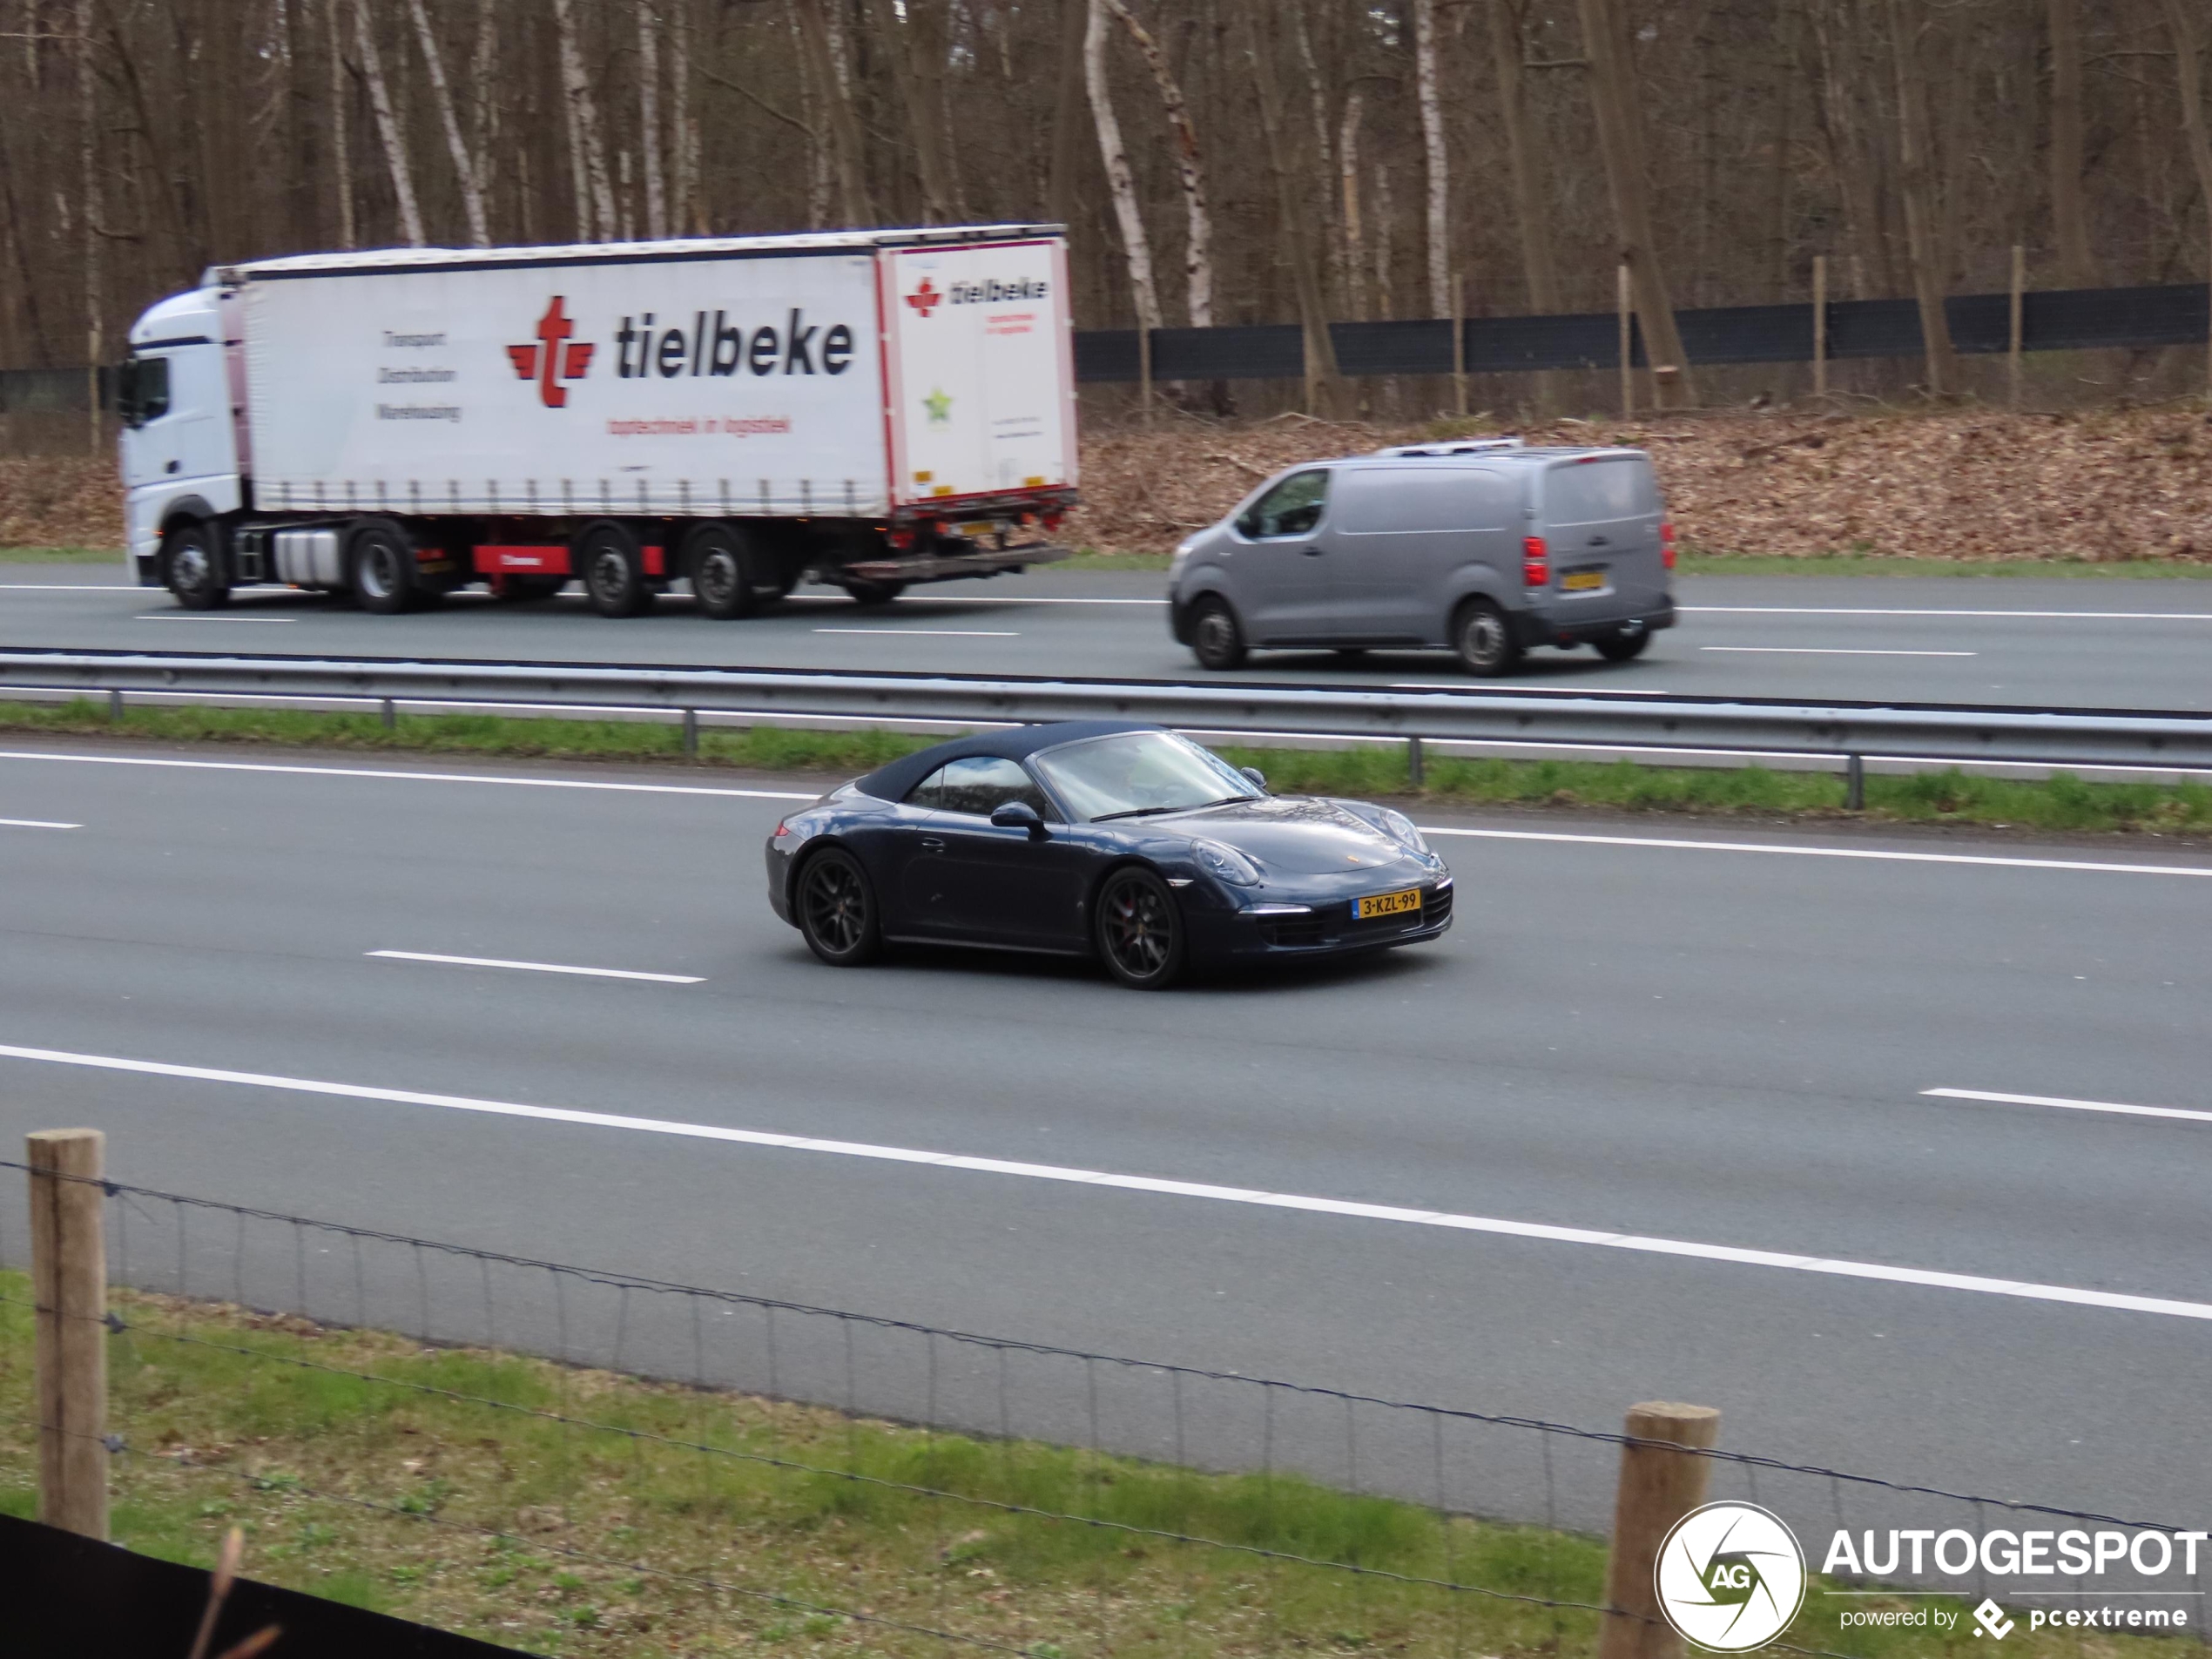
xmin=1138 ymin=322 xmax=1154 ymax=428
xmin=1811 ymin=255 xmax=1828 ymax=400
xmin=1597 ymin=1399 xmax=1721 ymax=1659
xmin=2008 ymin=243 xmax=2026 ymax=410
xmin=30 ymin=1128 xmax=108 ymax=1541
xmin=1451 ymin=271 xmax=1467 ymax=417
xmin=1616 ymin=260 xmax=1635 ymax=418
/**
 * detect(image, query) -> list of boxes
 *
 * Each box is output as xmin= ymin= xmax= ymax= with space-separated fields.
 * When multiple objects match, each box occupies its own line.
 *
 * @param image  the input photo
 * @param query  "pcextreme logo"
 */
xmin=506 ymin=297 xmax=595 ymax=408
xmin=1655 ymin=1502 xmax=1809 ymax=1652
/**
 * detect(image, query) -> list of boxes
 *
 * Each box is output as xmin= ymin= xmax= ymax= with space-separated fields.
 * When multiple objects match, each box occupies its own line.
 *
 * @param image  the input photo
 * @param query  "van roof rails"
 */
xmin=1373 ymin=438 xmax=1527 ymax=457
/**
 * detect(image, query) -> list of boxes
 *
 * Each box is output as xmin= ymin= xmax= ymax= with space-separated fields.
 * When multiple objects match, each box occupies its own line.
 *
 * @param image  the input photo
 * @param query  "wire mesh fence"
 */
xmin=1 ymin=1157 xmax=2205 ymax=1656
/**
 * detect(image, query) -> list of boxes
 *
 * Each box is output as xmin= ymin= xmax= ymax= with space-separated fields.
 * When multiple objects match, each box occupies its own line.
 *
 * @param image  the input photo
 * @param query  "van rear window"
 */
xmin=1543 ymin=457 xmax=1656 ymax=524
xmin=1337 ymin=468 xmax=1513 ymax=535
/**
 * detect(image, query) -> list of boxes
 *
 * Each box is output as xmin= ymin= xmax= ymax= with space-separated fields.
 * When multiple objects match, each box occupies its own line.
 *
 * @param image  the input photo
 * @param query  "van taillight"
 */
xmin=1521 ymin=536 xmax=1549 ymax=588
xmin=1661 ymin=520 xmax=1676 ymax=571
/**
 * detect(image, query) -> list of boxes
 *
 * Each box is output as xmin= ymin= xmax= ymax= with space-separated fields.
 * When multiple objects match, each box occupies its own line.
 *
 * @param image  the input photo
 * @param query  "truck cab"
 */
xmin=118 ymin=283 xmax=244 ymax=590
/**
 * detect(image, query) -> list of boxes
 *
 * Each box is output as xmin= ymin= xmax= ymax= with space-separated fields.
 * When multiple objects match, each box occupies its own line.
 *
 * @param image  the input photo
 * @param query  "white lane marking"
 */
xmin=135 ymin=614 xmax=297 ymax=623
xmin=368 ymin=949 xmax=703 ymax=983
xmin=812 ymin=627 xmax=1021 ymax=637
xmin=0 ymin=1040 xmax=2207 ymax=1323
xmin=0 ymin=818 xmax=79 ymax=829
xmin=1390 ymin=683 xmax=1676 ymax=696
xmin=1700 ymin=645 xmax=1975 ymax=658
xmin=1686 ymin=606 xmax=2212 ymax=622
xmin=786 ymin=594 xmax=1168 ymax=606
xmin=0 ymin=749 xmax=817 ymax=800
xmin=1925 ymin=1088 xmax=2212 ymax=1126
xmin=1417 ymin=825 xmax=2212 ymax=878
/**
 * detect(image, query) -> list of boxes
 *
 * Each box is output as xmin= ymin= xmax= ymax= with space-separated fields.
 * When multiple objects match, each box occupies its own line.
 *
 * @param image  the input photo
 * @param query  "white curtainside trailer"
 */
xmin=116 ymin=225 xmax=1077 ymax=617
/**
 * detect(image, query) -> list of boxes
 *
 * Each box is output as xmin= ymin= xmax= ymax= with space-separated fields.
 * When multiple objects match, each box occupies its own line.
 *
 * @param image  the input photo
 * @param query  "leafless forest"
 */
xmin=4 ymin=0 xmax=2212 ymax=411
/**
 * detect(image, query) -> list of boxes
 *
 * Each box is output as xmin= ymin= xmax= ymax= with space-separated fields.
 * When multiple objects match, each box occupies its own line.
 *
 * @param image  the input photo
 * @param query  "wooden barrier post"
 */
xmin=2008 ymin=244 xmax=2026 ymax=410
xmin=1597 ymin=1400 xmax=1721 ymax=1659
xmin=30 ymin=1128 xmax=108 ymax=1541
xmin=1138 ymin=322 xmax=1154 ymax=428
xmin=1617 ymin=260 xmax=1635 ymax=418
xmin=1451 ymin=272 xmax=1467 ymax=418
xmin=1811 ymin=255 xmax=1828 ymax=400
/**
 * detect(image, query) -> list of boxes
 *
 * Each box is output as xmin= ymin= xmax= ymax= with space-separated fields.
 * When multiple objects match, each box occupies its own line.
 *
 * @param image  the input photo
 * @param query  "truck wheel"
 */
xmin=843 ymin=579 xmax=906 ymax=608
xmin=578 ymin=522 xmax=652 ymax=617
xmin=685 ymin=523 xmax=764 ymax=620
xmin=1451 ymin=597 xmax=1523 ymax=677
xmin=162 ymin=523 xmax=230 ymax=610
xmin=1189 ymin=597 xmax=1246 ymax=671
xmin=346 ymin=518 xmax=421 ymax=615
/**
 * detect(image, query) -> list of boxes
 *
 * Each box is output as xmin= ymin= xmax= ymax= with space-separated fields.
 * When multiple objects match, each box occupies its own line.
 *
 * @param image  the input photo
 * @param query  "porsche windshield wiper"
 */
xmin=1093 ymin=795 xmax=1258 ymax=823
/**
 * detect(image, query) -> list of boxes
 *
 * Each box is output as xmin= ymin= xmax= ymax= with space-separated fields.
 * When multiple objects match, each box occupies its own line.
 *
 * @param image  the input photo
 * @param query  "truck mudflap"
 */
xmin=832 ymin=543 xmax=1073 ymax=585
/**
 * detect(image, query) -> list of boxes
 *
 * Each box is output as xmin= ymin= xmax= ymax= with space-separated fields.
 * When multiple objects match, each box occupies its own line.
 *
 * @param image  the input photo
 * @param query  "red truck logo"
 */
xmin=905 ymin=279 xmax=942 ymax=320
xmin=505 ymin=296 xmax=596 ymax=408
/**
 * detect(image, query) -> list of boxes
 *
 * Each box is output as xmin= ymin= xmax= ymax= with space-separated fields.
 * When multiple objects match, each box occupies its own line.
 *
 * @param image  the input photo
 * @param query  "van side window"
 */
xmin=1236 ymin=469 xmax=1330 ymax=539
xmin=1337 ymin=468 xmax=1511 ymax=536
xmin=118 ymin=355 xmax=170 ymax=428
xmin=1544 ymin=458 xmax=1657 ymax=524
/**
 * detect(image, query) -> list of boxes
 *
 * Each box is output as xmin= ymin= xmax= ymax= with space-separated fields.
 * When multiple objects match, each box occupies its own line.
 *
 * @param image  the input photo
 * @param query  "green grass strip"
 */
xmin=0 ymin=544 xmax=122 ymax=563
xmin=4 ymin=698 xmax=2205 ymax=838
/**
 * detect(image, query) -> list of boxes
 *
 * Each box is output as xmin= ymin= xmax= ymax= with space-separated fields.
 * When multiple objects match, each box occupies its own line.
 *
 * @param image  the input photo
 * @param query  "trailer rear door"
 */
xmin=881 ymin=238 xmax=1075 ymax=513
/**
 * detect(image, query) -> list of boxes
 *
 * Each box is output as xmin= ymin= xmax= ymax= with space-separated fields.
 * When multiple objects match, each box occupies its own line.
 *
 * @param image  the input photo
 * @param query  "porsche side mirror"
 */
xmin=1240 ymin=766 xmax=1267 ymax=791
xmin=991 ymin=800 xmax=1046 ymax=837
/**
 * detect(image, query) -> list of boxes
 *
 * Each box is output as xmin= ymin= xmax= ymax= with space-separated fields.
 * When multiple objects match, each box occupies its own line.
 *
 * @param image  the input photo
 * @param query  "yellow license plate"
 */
xmin=958 ymin=520 xmax=1001 ymax=539
xmin=1562 ymin=569 xmax=1606 ymax=592
xmin=1352 ymin=887 xmax=1422 ymax=921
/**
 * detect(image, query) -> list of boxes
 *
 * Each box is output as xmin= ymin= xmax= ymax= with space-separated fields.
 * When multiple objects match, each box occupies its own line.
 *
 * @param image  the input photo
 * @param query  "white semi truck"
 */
xmin=115 ymin=225 xmax=1077 ymax=617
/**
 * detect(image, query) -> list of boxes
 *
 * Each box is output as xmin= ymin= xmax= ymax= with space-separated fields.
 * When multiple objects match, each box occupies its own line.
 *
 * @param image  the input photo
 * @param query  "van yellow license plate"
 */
xmin=1352 ymin=887 xmax=1422 ymax=921
xmin=1562 ymin=569 xmax=1606 ymax=591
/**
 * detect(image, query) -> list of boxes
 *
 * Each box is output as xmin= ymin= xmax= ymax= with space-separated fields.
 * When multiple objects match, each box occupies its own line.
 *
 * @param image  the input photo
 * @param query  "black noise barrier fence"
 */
xmin=1 ymin=1160 xmax=2206 ymax=1656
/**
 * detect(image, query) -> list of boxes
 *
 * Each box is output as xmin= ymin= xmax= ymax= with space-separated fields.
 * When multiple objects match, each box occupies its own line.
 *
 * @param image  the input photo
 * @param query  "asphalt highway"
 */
xmin=0 ymin=736 xmax=2206 ymax=1541
xmin=7 ymin=565 xmax=2212 ymax=709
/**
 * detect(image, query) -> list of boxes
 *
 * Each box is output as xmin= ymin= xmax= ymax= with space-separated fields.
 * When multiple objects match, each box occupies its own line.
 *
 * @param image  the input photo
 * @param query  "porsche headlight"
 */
xmin=1194 ymin=838 xmax=1262 ymax=887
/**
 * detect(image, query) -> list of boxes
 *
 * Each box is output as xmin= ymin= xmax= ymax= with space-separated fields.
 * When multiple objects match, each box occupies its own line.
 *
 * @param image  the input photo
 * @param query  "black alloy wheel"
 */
xmin=1595 ymin=629 xmax=1651 ymax=663
xmin=686 ymin=523 xmax=762 ymax=620
xmin=1095 ymin=867 xmax=1188 ymax=989
xmin=1452 ymin=597 xmax=1522 ymax=677
xmin=797 ymin=848 xmax=882 ymax=967
xmin=1189 ymin=596 xmax=1246 ymax=671
xmin=578 ymin=521 xmax=653 ymax=617
xmin=346 ymin=517 xmax=420 ymax=615
xmin=844 ymin=578 xmax=907 ymax=607
xmin=161 ymin=522 xmax=229 ymax=610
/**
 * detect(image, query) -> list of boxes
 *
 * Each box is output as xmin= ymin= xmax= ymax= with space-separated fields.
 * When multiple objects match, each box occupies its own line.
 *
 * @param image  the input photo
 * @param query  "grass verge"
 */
xmin=0 ymin=543 xmax=121 ymax=563
xmin=1676 ymin=551 xmax=2212 ymax=579
xmin=0 ymin=1278 xmax=2132 ymax=1659
xmin=4 ymin=698 xmax=2208 ymax=839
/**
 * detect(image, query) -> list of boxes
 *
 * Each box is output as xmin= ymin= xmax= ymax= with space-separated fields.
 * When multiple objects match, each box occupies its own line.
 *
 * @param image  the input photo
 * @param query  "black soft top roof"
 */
xmin=855 ymin=720 xmax=1163 ymax=801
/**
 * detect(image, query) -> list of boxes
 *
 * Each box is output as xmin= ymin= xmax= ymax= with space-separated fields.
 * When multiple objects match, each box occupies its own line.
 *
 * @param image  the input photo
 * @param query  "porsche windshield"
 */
xmin=1034 ymin=732 xmax=1262 ymax=822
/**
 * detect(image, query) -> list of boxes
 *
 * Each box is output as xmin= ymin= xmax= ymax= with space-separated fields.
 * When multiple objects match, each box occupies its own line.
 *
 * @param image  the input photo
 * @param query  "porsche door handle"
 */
xmin=919 ymin=837 xmax=946 ymax=853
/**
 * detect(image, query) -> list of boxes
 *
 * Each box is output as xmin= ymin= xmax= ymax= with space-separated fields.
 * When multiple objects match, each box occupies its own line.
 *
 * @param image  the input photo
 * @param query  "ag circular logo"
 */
xmin=1655 ymin=1501 xmax=1807 ymax=1651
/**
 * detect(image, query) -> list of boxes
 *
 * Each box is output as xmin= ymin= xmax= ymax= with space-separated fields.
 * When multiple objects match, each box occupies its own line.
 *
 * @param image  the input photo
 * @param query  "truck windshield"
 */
xmin=116 ymin=356 xmax=170 ymax=428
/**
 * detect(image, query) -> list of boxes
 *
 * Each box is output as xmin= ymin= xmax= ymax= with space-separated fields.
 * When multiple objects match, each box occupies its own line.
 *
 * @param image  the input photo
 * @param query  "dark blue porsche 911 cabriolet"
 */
xmin=765 ymin=721 xmax=1452 ymax=988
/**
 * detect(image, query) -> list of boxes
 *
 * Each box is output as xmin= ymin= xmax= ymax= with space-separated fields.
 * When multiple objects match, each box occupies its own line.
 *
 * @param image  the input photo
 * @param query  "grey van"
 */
xmin=1165 ymin=440 xmax=1676 ymax=674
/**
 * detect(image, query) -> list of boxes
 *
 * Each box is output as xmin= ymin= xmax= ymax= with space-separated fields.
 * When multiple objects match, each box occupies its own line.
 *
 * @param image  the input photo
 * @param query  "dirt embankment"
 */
xmin=9 ymin=404 xmax=2210 ymax=562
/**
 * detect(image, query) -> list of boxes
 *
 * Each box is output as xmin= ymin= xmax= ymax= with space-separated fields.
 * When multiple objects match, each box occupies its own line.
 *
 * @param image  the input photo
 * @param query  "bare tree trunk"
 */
xmin=1372 ymin=161 xmax=1395 ymax=320
xmin=1885 ymin=0 xmax=1957 ymax=394
xmin=792 ymin=0 xmax=871 ymax=225
xmin=2162 ymin=0 xmax=2212 ymax=397
xmin=788 ymin=2 xmax=833 ymax=229
xmin=671 ymin=0 xmax=700 ymax=233
xmin=874 ymin=0 xmax=956 ymax=222
xmin=1103 ymin=0 xmax=1211 ymax=327
xmin=1577 ymin=0 xmax=1696 ymax=401
xmin=1339 ymin=91 xmax=1366 ymax=321
xmin=1488 ymin=0 xmax=1562 ymax=409
xmin=1413 ymin=0 xmax=1451 ymax=318
xmin=78 ymin=0 xmax=100 ymax=450
xmin=552 ymin=0 xmax=617 ymax=239
xmin=407 ymin=0 xmax=489 ymax=245
xmin=328 ymin=0 xmax=354 ymax=247
xmin=1244 ymin=0 xmax=1339 ymax=405
xmin=638 ymin=2 xmax=668 ymax=238
xmin=354 ymin=0 xmax=424 ymax=246
xmin=468 ymin=0 xmax=499 ymax=239
xmin=2046 ymin=0 xmax=2095 ymax=287
xmin=1047 ymin=0 xmax=1089 ymax=226
xmin=1086 ymin=0 xmax=1162 ymax=332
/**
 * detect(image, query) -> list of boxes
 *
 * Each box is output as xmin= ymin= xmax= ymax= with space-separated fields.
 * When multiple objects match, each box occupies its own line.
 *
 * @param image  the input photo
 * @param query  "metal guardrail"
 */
xmin=3 ymin=650 xmax=2210 ymax=797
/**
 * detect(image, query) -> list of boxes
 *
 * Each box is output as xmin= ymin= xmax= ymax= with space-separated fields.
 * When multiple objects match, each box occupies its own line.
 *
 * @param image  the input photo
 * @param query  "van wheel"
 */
xmin=346 ymin=518 xmax=420 ymax=615
xmin=162 ymin=523 xmax=229 ymax=610
xmin=1189 ymin=597 xmax=1246 ymax=671
xmin=578 ymin=521 xmax=653 ymax=617
xmin=1595 ymin=629 xmax=1651 ymax=663
xmin=686 ymin=523 xmax=764 ymax=620
xmin=1452 ymin=598 xmax=1522 ymax=677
